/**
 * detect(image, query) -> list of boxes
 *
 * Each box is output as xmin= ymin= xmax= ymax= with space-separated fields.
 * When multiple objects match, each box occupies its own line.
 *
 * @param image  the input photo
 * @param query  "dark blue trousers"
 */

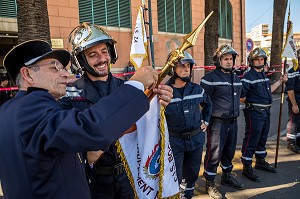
xmin=241 ymin=109 xmax=270 ymax=165
xmin=286 ymin=100 xmax=300 ymax=145
xmin=203 ymin=120 xmax=238 ymax=181
xmin=88 ymin=172 xmax=133 ymax=199
xmin=170 ymin=134 xmax=204 ymax=199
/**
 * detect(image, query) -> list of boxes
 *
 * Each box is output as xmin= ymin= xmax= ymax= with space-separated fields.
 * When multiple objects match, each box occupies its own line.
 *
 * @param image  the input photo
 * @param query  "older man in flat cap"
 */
xmin=0 ymin=40 xmax=171 ymax=199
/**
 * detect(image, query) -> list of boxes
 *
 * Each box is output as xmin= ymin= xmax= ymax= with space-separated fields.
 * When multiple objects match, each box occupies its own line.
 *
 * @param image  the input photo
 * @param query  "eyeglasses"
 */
xmin=29 ymin=60 xmax=67 ymax=72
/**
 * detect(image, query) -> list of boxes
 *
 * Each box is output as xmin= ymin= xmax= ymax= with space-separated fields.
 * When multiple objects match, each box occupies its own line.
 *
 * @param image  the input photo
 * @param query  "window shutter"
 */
xmin=158 ymin=0 xmax=166 ymax=32
xmin=219 ymin=0 xmax=233 ymax=39
xmin=79 ymin=0 xmax=131 ymax=28
xmin=183 ymin=0 xmax=191 ymax=33
xmin=227 ymin=4 xmax=233 ymax=39
xmin=93 ymin=1 xmax=106 ymax=25
xmin=158 ymin=0 xmax=191 ymax=34
xmin=106 ymin=1 xmax=119 ymax=27
xmin=78 ymin=0 xmax=93 ymax=23
xmin=0 ymin=0 xmax=17 ymax=18
xmin=175 ymin=0 xmax=183 ymax=33
xmin=119 ymin=0 xmax=131 ymax=28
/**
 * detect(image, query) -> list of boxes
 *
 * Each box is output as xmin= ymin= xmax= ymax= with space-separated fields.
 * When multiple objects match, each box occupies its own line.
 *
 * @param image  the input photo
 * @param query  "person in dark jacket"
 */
xmin=0 ymin=40 xmax=161 ymax=199
xmin=59 ymin=22 xmax=173 ymax=199
xmin=240 ymin=47 xmax=287 ymax=182
xmin=200 ymin=45 xmax=244 ymax=199
xmin=123 ymin=61 xmax=136 ymax=80
xmin=285 ymin=49 xmax=300 ymax=153
xmin=165 ymin=52 xmax=212 ymax=199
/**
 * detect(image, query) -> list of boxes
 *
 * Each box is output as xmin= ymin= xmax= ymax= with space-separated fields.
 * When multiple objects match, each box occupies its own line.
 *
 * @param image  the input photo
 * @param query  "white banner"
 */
xmin=130 ymin=6 xmax=148 ymax=69
xmin=117 ymin=96 xmax=179 ymax=199
xmin=282 ymin=21 xmax=297 ymax=59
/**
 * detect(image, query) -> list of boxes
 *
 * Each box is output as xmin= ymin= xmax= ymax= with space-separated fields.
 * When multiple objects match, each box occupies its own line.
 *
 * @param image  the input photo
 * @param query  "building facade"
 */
xmin=0 ymin=0 xmax=245 ymax=81
xmin=246 ymin=23 xmax=300 ymax=66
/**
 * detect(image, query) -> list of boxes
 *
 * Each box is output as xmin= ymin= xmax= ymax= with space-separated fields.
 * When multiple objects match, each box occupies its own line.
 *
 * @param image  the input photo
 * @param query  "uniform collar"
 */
xmin=250 ymin=67 xmax=266 ymax=78
xmin=75 ymin=73 xmax=121 ymax=103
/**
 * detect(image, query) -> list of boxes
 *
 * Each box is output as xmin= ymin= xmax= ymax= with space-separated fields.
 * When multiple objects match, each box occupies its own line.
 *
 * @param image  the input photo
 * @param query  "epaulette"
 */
xmin=64 ymin=86 xmax=83 ymax=98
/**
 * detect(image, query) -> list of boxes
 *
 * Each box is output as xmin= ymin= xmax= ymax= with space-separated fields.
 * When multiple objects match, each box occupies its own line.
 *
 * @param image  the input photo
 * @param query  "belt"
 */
xmin=211 ymin=117 xmax=237 ymax=124
xmin=246 ymin=103 xmax=271 ymax=112
xmin=94 ymin=163 xmax=125 ymax=176
xmin=169 ymin=129 xmax=200 ymax=140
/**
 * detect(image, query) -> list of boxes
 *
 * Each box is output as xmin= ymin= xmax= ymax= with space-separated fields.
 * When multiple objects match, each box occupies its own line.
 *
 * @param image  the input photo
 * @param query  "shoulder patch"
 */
xmin=64 ymin=86 xmax=83 ymax=98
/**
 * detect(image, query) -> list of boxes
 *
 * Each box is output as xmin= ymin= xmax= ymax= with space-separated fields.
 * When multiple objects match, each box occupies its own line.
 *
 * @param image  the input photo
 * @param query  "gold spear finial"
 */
xmin=179 ymin=11 xmax=214 ymax=52
xmin=145 ymin=11 xmax=214 ymax=99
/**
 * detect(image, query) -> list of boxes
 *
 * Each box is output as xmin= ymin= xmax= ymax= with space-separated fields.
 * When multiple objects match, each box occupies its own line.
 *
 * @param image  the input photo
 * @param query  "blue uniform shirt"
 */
xmin=165 ymin=81 xmax=212 ymax=134
xmin=200 ymin=68 xmax=242 ymax=119
xmin=165 ymin=80 xmax=212 ymax=151
xmin=241 ymin=68 xmax=272 ymax=104
xmin=286 ymin=67 xmax=300 ymax=101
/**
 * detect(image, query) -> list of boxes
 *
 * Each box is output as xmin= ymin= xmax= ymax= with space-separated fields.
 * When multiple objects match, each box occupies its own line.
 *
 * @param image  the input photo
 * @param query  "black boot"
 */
xmin=242 ymin=165 xmax=261 ymax=182
xmin=206 ymin=180 xmax=222 ymax=199
xmin=287 ymin=142 xmax=300 ymax=154
xmin=255 ymin=158 xmax=276 ymax=173
xmin=221 ymin=172 xmax=245 ymax=190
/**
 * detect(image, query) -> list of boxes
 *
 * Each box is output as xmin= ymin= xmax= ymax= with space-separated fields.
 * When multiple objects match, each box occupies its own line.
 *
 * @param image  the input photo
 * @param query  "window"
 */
xmin=0 ymin=0 xmax=17 ymax=18
xmin=219 ymin=0 xmax=233 ymax=39
xmin=78 ymin=0 xmax=131 ymax=28
xmin=158 ymin=0 xmax=191 ymax=34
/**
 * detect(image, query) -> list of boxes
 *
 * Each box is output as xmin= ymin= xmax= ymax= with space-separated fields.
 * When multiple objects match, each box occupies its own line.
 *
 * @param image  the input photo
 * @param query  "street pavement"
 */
xmin=193 ymin=132 xmax=300 ymax=199
xmin=1 ymin=94 xmax=299 ymax=198
xmin=193 ymin=94 xmax=300 ymax=199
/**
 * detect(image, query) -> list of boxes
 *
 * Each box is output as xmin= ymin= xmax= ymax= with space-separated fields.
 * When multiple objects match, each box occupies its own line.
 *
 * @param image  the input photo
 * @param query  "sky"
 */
xmin=246 ymin=0 xmax=300 ymax=33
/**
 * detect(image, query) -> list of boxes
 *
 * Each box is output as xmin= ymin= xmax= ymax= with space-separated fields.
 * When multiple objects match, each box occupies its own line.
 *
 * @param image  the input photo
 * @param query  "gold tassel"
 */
xmin=159 ymin=106 xmax=180 ymax=199
xmin=116 ymin=141 xmax=139 ymax=199
xmin=292 ymin=59 xmax=299 ymax=71
xmin=115 ymin=105 xmax=180 ymax=199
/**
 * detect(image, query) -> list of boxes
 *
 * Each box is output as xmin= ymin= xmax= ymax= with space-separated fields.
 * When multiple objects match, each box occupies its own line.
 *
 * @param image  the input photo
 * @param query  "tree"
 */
xmin=204 ymin=0 xmax=219 ymax=68
xmin=16 ymin=0 xmax=51 ymax=44
xmin=270 ymin=0 xmax=288 ymax=81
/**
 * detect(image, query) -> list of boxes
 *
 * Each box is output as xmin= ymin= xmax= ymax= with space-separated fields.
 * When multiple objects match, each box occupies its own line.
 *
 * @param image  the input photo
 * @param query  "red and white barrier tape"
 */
xmin=0 ymin=65 xmax=284 ymax=92
xmin=0 ymin=87 xmax=18 ymax=91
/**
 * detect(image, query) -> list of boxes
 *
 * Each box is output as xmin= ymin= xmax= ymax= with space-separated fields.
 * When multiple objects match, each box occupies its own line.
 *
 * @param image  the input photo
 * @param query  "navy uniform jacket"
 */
xmin=241 ymin=68 xmax=272 ymax=104
xmin=59 ymin=73 xmax=124 ymax=167
xmin=0 ymin=85 xmax=148 ymax=199
xmin=0 ymin=86 xmax=11 ymax=106
xmin=286 ymin=67 xmax=300 ymax=102
xmin=165 ymin=80 xmax=212 ymax=151
xmin=200 ymin=68 xmax=243 ymax=119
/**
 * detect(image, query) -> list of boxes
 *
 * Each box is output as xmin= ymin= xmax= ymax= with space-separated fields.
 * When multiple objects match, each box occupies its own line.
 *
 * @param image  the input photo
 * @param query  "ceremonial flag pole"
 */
xmin=117 ymin=11 xmax=214 ymax=199
xmin=130 ymin=6 xmax=148 ymax=69
xmin=141 ymin=0 xmax=152 ymax=66
xmin=275 ymin=1 xmax=297 ymax=167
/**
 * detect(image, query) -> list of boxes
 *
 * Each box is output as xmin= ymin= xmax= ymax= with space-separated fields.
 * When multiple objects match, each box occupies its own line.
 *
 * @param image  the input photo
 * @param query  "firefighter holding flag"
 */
xmin=61 ymin=21 xmax=173 ymax=199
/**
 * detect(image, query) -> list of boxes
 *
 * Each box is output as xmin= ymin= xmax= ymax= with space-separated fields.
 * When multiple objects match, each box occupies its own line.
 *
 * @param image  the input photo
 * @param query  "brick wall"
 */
xmin=47 ymin=0 xmax=79 ymax=49
xmin=46 ymin=0 xmax=245 ymax=81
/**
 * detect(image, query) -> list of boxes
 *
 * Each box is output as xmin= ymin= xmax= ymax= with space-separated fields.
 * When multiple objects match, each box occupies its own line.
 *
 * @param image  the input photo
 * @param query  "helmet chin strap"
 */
xmin=253 ymin=65 xmax=264 ymax=70
xmin=220 ymin=66 xmax=233 ymax=73
xmin=173 ymin=72 xmax=191 ymax=82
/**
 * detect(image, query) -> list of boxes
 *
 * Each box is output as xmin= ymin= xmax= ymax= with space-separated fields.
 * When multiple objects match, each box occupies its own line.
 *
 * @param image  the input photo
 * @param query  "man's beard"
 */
xmin=94 ymin=69 xmax=109 ymax=77
xmin=93 ymin=64 xmax=110 ymax=77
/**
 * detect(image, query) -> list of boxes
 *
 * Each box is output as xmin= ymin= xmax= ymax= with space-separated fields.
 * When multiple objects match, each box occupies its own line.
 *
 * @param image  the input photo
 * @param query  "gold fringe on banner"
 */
xmin=116 ymin=140 xmax=139 ymax=199
xmin=116 ymin=105 xmax=180 ymax=199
